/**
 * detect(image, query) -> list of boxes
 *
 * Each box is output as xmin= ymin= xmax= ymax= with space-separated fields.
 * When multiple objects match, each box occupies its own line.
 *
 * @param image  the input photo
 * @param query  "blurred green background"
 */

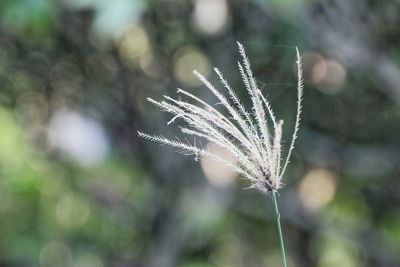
xmin=0 ymin=0 xmax=399 ymax=266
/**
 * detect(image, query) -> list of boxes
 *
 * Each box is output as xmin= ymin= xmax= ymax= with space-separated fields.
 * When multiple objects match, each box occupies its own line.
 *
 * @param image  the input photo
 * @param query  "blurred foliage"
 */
xmin=0 ymin=0 xmax=400 ymax=267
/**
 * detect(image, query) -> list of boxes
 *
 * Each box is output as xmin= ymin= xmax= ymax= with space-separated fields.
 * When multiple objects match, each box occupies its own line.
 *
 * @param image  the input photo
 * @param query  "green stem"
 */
xmin=272 ymin=192 xmax=287 ymax=267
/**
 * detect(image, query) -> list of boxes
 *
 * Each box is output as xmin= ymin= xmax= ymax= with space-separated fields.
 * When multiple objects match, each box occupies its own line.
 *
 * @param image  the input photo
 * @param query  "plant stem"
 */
xmin=272 ymin=192 xmax=287 ymax=267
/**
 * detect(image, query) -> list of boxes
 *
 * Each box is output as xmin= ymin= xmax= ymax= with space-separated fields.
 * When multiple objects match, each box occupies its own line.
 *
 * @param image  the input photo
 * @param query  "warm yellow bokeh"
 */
xmin=298 ymin=168 xmax=337 ymax=212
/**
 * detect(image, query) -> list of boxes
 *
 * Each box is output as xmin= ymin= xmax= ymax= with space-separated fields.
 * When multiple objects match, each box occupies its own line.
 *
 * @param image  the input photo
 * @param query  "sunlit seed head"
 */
xmin=138 ymin=42 xmax=303 ymax=194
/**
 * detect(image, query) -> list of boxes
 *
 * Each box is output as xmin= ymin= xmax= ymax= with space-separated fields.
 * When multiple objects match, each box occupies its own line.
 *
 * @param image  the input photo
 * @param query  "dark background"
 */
xmin=0 ymin=0 xmax=399 ymax=266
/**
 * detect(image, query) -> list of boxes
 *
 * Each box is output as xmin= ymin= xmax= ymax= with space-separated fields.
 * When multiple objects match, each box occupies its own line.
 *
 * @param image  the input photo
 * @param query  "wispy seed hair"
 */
xmin=138 ymin=42 xmax=303 ymax=193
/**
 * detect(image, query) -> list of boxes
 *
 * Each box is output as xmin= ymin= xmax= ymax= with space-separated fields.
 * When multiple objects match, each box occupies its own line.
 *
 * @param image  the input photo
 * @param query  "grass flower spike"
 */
xmin=139 ymin=42 xmax=303 ymax=267
xmin=138 ymin=42 xmax=303 ymax=194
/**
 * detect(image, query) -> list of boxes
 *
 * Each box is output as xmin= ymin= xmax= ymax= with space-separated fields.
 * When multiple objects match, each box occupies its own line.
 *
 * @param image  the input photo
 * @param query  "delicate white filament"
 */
xmin=138 ymin=42 xmax=303 ymax=193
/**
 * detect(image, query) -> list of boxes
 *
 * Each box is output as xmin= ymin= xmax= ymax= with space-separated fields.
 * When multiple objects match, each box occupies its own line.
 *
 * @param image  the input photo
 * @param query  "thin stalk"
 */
xmin=272 ymin=192 xmax=287 ymax=267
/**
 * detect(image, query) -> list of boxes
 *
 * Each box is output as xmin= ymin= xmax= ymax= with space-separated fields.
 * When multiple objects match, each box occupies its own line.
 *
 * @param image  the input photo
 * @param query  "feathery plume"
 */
xmin=138 ymin=42 xmax=303 ymax=194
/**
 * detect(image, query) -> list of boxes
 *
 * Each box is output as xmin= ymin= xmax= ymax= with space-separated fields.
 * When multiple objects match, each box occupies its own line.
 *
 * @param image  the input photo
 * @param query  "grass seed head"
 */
xmin=138 ymin=42 xmax=303 ymax=193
